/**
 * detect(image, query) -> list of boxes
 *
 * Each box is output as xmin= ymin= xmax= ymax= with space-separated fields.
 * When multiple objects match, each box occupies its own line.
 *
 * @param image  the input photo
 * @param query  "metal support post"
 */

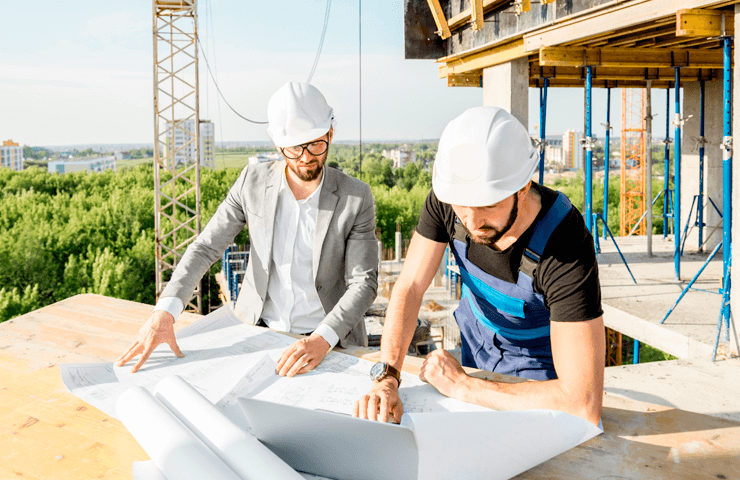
xmin=633 ymin=339 xmax=640 ymax=364
xmin=584 ymin=66 xmax=594 ymax=234
xmin=674 ymin=67 xmax=682 ymax=281
xmin=721 ymin=34 xmax=732 ymax=342
xmin=593 ymin=213 xmax=637 ymax=284
xmin=602 ymin=88 xmax=611 ymax=240
xmin=646 ymin=81 xmax=653 ymax=255
xmin=663 ymin=88 xmax=673 ymax=239
xmin=538 ymin=78 xmax=549 ymax=185
xmin=661 ymin=241 xmax=723 ymax=324
xmin=699 ymin=80 xmax=706 ymax=251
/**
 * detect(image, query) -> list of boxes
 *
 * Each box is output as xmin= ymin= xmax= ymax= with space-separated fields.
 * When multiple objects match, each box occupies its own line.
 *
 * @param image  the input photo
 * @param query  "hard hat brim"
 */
xmin=269 ymin=116 xmax=333 ymax=148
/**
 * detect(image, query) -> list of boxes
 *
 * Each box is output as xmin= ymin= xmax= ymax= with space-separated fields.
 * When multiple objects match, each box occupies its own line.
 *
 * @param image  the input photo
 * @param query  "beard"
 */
xmin=287 ymin=153 xmax=327 ymax=182
xmin=464 ymin=194 xmax=519 ymax=248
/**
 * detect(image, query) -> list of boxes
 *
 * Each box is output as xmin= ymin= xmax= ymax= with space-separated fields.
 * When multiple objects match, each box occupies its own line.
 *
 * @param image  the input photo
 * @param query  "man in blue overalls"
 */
xmin=354 ymin=107 xmax=604 ymax=427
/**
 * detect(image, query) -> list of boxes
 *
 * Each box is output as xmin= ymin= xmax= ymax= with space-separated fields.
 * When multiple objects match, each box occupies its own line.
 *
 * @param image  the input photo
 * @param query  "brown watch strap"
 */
xmin=386 ymin=364 xmax=401 ymax=387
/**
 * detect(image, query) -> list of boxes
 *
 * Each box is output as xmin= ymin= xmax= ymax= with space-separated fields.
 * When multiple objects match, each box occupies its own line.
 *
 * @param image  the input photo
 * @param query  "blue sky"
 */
xmin=1 ymin=0 xmax=672 ymax=147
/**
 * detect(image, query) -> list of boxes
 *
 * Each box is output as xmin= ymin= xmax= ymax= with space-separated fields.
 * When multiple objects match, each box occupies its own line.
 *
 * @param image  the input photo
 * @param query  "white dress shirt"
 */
xmin=154 ymin=166 xmax=339 ymax=348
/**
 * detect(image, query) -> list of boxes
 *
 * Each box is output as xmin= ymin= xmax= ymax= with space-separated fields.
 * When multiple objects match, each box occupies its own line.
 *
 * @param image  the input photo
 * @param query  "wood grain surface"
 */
xmin=2 ymin=294 xmax=739 ymax=479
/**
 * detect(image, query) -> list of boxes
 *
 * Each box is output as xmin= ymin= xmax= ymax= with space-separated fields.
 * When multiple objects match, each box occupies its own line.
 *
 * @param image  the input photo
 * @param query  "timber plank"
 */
xmin=3 ymin=295 xmax=740 ymax=479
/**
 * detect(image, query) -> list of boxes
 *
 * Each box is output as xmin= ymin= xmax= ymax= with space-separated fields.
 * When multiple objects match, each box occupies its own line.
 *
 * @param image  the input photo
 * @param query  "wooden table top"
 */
xmin=1 ymin=294 xmax=739 ymax=479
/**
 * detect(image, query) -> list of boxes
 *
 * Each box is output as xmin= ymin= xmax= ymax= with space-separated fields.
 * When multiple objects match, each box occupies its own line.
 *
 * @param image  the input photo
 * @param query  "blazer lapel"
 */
xmin=261 ymin=161 xmax=282 ymax=264
xmin=313 ymin=167 xmax=339 ymax=281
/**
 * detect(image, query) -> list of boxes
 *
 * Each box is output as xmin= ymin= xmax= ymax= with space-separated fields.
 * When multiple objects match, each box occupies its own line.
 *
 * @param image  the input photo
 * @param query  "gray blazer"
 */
xmin=161 ymin=160 xmax=378 ymax=348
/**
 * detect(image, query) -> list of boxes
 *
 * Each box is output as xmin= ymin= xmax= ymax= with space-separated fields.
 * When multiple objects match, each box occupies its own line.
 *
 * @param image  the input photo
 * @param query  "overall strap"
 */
xmin=451 ymin=192 xmax=572 ymax=279
xmin=520 ymin=192 xmax=572 ymax=278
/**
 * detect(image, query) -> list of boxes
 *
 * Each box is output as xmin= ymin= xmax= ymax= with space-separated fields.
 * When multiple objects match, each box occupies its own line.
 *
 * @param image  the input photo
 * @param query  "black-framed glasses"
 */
xmin=281 ymin=139 xmax=329 ymax=159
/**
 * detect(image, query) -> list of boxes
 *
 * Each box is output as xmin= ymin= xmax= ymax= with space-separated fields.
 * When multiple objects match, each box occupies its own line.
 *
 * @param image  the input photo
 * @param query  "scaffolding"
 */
xmin=620 ymin=88 xmax=647 ymax=237
xmin=153 ymin=0 xmax=202 ymax=312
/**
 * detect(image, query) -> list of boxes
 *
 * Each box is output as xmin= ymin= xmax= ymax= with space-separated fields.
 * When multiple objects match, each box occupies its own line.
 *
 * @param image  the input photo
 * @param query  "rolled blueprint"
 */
xmin=401 ymin=409 xmax=602 ymax=480
xmin=154 ymin=375 xmax=303 ymax=480
xmin=116 ymin=386 xmax=241 ymax=480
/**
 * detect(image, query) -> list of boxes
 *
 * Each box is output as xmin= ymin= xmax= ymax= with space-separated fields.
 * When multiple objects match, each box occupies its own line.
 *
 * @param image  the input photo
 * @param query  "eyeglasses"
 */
xmin=281 ymin=139 xmax=329 ymax=159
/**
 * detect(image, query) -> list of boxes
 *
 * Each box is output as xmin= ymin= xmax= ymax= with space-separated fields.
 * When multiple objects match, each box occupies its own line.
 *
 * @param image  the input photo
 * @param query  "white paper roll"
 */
xmin=117 ymin=386 xmax=241 ymax=480
xmin=402 ymin=409 xmax=602 ymax=480
xmin=154 ymin=375 xmax=303 ymax=480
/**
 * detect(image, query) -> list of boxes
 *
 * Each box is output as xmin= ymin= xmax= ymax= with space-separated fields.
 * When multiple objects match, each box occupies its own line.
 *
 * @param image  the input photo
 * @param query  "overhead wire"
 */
xmin=197 ymin=36 xmax=267 ymax=125
xmin=307 ymin=0 xmax=333 ymax=84
xmin=205 ymin=0 xmax=228 ymax=169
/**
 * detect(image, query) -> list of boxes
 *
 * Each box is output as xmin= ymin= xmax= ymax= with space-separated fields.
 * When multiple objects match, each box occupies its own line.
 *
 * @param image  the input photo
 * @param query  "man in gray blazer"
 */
xmin=116 ymin=82 xmax=378 ymax=376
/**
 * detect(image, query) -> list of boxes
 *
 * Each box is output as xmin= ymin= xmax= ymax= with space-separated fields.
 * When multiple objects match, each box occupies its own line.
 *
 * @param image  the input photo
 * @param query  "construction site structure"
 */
xmin=153 ymin=0 xmax=202 ymax=312
xmin=404 ymin=1 xmax=738 ymax=359
xmin=620 ymin=88 xmax=648 ymax=236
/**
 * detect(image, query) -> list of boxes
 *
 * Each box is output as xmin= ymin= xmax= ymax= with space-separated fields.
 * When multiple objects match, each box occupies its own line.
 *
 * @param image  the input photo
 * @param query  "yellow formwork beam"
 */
xmin=439 ymin=39 xmax=525 ymax=77
xmin=516 ymin=0 xmax=531 ymax=15
xmin=448 ymin=73 xmax=482 ymax=87
xmin=449 ymin=0 xmax=508 ymax=31
xmin=677 ymin=8 xmax=735 ymax=37
xmin=471 ymin=0 xmax=484 ymax=31
xmin=426 ymin=0 xmax=452 ymax=39
xmin=539 ymin=46 xmax=725 ymax=69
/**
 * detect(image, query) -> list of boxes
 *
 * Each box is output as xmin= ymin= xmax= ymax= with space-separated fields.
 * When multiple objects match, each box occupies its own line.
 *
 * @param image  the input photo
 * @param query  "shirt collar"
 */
xmin=280 ymin=163 xmax=326 ymax=203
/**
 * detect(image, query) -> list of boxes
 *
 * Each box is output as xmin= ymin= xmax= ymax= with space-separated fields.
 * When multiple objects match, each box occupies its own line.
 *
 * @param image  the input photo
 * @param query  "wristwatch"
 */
xmin=370 ymin=361 xmax=401 ymax=388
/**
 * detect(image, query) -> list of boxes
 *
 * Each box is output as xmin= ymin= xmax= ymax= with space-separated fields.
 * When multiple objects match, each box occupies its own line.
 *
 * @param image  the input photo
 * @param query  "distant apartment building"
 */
xmin=382 ymin=148 xmax=417 ymax=168
xmin=48 ymin=156 xmax=116 ymax=174
xmin=248 ymin=152 xmax=280 ymax=165
xmin=1 ymin=140 xmax=24 ymax=171
xmin=563 ymin=130 xmax=583 ymax=170
xmin=164 ymin=119 xmax=215 ymax=168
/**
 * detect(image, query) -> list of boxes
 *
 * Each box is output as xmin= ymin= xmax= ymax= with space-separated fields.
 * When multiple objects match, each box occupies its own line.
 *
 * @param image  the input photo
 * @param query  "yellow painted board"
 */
xmin=426 ymin=0 xmax=452 ymax=39
xmin=539 ymin=46 xmax=725 ymax=68
xmin=677 ymin=8 xmax=735 ymax=37
xmin=439 ymin=39 xmax=526 ymax=77
xmin=447 ymin=73 xmax=483 ymax=87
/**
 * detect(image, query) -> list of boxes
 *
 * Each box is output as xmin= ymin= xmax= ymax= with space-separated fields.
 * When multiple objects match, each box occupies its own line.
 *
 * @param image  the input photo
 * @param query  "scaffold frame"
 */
xmin=153 ymin=0 xmax=202 ymax=312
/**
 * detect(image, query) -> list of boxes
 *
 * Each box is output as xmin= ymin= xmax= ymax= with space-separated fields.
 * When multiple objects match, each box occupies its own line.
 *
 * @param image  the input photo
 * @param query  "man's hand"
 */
xmin=419 ymin=349 xmax=469 ymax=399
xmin=115 ymin=310 xmax=183 ymax=373
xmin=276 ymin=334 xmax=331 ymax=377
xmin=353 ymin=378 xmax=403 ymax=423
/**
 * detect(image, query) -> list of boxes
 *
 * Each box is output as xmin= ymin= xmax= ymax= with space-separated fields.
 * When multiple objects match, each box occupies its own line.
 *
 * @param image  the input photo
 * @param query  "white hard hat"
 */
xmin=267 ymin=82 xmax=335 ymax=148
xmin=432 ymin=106 xmax=536 ymax=207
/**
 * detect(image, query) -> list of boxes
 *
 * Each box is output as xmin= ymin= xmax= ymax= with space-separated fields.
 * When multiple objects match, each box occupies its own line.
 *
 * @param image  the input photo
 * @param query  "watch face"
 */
xmin=370 ymin=362 xmax=386 ymax=381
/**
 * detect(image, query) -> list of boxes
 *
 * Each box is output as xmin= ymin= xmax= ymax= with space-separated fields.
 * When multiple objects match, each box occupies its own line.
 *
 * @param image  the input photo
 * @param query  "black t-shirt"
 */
xmin=416 ymin=183 xmax=603 ymax=323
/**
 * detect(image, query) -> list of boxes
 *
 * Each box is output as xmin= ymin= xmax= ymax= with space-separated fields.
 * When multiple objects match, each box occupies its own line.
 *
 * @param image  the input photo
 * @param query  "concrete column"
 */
xmin=729 ymin=4 xmax=740 ymax=356
xmin=395 ymin=231 xmax=402 ymax=262
xmin=682 ymin=80 xmax=724 ymax=253
xmin=482 ymin=58 xmax=529 ymax=128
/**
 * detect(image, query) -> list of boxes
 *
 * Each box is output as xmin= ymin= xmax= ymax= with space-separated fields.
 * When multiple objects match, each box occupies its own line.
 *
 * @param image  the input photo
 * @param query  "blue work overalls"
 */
xmin=450 ymin=193 xmax=572 ymax=381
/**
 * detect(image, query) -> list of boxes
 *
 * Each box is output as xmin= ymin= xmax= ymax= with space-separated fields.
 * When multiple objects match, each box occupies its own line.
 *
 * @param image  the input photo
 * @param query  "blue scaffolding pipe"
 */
xmin=603 ymin=88 xmax=611 ymax=240
xmin=661 ymin=241 xmax=722 ymax=324
xmin=721 ymin=35 xmax=732 ymax=343
xmin=699 ymin=80 xmax=706 ymax=251
xmin=593 ymin=213 xmax=637 ymax=284
xmin=539 ymin=78 xmax=549 ymax=185
xmin=663 ymin=88 xmax=673 ymax=239
xmin=584 ymin=67 xmax=593 ymax=234
xmin=674 ymin=67 xmax=682 ymax=280
xmin=633 ymin=338 xmax=640 ymax=364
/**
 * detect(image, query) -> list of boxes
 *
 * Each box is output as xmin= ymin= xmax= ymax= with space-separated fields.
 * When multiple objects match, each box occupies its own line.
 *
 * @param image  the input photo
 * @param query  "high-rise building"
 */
xmin=562 ymin=130 xmax=583 ymax=170
xmin=1 ymin=140 xmax=24 ymax=171
xmin=164 ymin=119 xmax=215 ymax=168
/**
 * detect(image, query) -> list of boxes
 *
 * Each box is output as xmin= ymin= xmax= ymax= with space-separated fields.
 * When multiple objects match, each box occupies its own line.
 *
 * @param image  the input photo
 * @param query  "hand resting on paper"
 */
xmin=352 ymin=377 xmax=403 ymax=423
xmin=115 ymin=310 xmax=183 ymax=373
xmin=275 ymin=334 xmax=331 ymax=377
xmin=419 ymin=349 xmax=469 ymax=399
